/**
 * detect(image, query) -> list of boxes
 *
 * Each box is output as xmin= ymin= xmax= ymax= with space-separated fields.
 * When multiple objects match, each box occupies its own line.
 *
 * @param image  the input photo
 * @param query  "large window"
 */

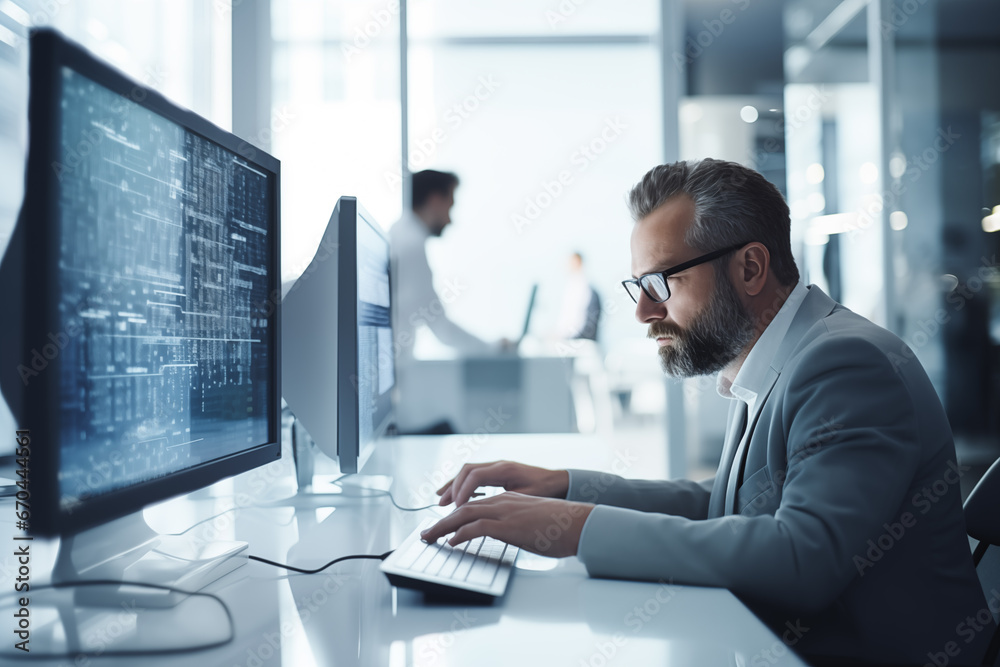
xmin=271 ymin=0 xmax=402 ymax=284
xmin=406 ymin=1 xmax=663 ymax=348
xmin=0 ymin=0 xmax=231 ymax=453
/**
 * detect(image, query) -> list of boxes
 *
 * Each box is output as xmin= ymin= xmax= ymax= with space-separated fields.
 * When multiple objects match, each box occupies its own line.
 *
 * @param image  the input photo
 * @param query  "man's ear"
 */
xmin=735 ymin=242 xmax=770 ymax=297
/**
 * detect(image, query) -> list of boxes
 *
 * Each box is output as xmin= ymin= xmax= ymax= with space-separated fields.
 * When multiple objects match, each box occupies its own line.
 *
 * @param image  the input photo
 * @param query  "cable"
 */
xmin=160 ymin=503 xmax=296 ymax=537
xmin=248 ymin=550 xmax=393 ymax=575
xmin=0 ymin=579 xmax=234 ymax=659
xmin=328 ymin=477 xmax=439 ymax=512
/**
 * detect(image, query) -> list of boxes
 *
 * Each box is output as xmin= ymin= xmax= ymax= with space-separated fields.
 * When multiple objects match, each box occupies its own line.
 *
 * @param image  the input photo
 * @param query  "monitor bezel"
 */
xmin=336 ymin=199 xmax=394 ymax=473
xmin=22 ymin=28 xmax=282 ymax=537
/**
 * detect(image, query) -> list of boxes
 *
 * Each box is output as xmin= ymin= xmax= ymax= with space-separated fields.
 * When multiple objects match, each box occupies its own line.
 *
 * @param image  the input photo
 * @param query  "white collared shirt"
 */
xmin=388 ymin=211 xmax=491 ymax=362
xmin=717 ymin=282 xmax=809 ymax=414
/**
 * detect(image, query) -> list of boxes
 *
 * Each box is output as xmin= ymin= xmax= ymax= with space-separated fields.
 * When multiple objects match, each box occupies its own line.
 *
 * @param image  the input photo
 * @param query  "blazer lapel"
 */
xmin=708 ymin=399 xmax=747 ymax=519
xmin=721 ymin=285 xmax=839 ymax=516
xmin=725 ymin=368 xmax=779 ymax=514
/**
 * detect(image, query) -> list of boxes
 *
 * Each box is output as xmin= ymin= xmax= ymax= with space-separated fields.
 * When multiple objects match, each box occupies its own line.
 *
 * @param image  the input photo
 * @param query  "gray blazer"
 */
xmin=568 ymin=286 xmax=993 ymax=664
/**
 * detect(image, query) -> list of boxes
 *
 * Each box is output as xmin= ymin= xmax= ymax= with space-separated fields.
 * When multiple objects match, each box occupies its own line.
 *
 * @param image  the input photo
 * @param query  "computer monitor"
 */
xmin=281 ymin=197 xmax=394 ymax=476
xmin=0 ymin=29 xmax=281 ymax=595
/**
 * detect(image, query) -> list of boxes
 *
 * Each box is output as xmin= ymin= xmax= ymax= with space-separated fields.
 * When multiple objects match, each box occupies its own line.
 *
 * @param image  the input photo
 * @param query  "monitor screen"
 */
xmin=356 ymin=211 xmax=394 ymax=452
xmin=5 ymin=30 xmax=281 ymax=535
xmin=56 ymin=66 xmax=275 ymax=507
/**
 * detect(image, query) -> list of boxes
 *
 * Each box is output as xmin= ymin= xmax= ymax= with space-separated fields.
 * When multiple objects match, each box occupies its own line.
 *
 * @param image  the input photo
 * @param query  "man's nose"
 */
xmin=635 ymin=289 xmax=667 ymax=324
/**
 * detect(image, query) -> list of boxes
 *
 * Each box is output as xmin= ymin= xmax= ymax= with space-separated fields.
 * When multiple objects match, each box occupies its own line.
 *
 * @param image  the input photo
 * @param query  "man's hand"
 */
xmin=436 ymin=461 xmax=569 ymax=507
xmin=420 ymin=492 xmax=595 ymax=558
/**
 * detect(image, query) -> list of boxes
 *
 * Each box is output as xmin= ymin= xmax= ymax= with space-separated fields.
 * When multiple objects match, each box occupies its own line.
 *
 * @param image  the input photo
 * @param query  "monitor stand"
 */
xmin=52 ymin=511 xmax=248 ymax=608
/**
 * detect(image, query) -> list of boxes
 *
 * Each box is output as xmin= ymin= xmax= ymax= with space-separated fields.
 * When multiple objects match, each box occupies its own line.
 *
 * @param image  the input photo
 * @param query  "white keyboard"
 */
xmin=381 ymin=517 xmax=519 ymax=603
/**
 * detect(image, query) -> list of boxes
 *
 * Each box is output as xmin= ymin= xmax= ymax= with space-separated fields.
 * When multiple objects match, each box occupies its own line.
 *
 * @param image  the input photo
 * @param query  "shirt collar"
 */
xmin=717 ymin=281 xmax=809 ymax=410
xmin=397 ymin=210 xmax=431 ymax=240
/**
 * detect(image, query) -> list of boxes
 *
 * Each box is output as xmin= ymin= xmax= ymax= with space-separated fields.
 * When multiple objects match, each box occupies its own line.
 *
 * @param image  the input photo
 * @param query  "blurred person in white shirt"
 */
xmin=552 ymin=252 xmax=601 ymax=342
xmin=389 ymin=170 xmax=504 ymax=434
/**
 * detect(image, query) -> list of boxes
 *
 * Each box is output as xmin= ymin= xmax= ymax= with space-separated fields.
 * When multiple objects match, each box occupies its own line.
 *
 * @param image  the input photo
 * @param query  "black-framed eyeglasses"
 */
xmin=621 ymin=243 xmax=747 ymax=304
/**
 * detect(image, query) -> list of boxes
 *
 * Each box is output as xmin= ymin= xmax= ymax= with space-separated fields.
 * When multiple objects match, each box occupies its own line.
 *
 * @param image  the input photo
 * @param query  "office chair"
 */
xmin=964 ymin=456 xmax=1000 ymax=666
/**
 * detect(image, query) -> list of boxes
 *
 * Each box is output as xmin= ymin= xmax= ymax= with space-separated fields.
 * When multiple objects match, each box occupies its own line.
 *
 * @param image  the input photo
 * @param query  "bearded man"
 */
xmin=420 ymin=159 xmax=993 ymax=666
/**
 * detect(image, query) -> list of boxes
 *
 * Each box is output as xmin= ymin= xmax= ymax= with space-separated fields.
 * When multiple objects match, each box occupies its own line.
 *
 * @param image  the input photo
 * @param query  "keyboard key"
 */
xmin=396 ymin=541 xmax=428 ymax=569
xmin=410 ymin=542 xmax=441 ymax=572
xmin=452 ymin=547 xmax=479 ymax=581
xmin=500 ymin=544 xmax=516 ymax=564
xmin=439 ymin=541 xmax=472 ymax=579
xmin=466 ymin=558 xmax=499 ymax=587
xmin=424 ymin=545 xmax=454 ymax=575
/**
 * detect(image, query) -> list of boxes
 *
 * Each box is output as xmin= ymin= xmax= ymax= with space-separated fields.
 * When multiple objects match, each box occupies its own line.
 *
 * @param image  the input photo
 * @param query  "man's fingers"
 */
xmin=435 ymin=478 xmax=454 ymax=496
xmin=420 ymin=503 xmax=479 ymax=543
xmin=448 ymin=519 xmax=501 ymax=547
xmin=453 ymin=467 xmax=492 ymax=507
xmin=440 ymin=463 xmax=485 ymax=506
xmin=420 ymin=497 xmax=507 ymax=542
xmin=438 ymin=483 xmax=456 ymax=506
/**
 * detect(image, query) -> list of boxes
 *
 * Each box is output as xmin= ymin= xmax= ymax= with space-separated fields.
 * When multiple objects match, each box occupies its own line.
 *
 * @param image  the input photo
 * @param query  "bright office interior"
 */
xmin=2 ymin=0 xmax=999 ymax=486
xmin=0 ymin=1 xmax=999 ymax=663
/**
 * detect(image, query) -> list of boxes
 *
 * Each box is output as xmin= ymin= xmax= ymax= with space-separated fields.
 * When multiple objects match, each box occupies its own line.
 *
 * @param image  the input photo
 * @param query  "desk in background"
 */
xmin=394 ymin=357 xmax=577 ymax=434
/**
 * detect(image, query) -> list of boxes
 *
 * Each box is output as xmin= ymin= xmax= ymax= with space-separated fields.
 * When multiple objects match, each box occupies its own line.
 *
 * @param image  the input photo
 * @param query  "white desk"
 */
xmin=0 ymin=434 xmax=808 ymax=666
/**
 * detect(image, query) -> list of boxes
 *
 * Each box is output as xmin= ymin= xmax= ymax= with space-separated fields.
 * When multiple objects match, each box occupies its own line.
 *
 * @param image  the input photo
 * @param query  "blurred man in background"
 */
xmin=390 ymin=170 xmax=495 ymax=363
xmin=390 ymin=170 xmax=506 ymax=434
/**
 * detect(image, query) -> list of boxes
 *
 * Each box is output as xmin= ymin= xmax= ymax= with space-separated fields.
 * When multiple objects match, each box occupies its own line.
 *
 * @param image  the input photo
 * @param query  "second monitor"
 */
xmin=281 ymin=197 xmax=394 ymax=475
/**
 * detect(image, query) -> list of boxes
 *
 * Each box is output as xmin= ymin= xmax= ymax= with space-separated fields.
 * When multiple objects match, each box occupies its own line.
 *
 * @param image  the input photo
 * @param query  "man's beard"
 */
xmin=648 ymin=272 xmax=756 ymax=378
xmin=428 ymin=218 xmax=448 ymax=237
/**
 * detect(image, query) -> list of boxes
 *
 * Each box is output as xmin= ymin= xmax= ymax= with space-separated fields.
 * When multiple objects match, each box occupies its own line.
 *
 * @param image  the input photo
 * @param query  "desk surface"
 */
xmin=1 ymin=434 xmax=808 ymax=666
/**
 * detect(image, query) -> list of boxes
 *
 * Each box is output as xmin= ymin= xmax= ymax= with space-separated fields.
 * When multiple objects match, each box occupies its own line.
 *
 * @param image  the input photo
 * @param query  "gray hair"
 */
xmin=627 ymin=159 xmax=799 ymax=286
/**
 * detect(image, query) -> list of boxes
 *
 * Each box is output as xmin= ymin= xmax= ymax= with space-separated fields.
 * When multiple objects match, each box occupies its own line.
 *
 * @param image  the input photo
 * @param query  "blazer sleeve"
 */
xmin=566 ymin=470 xmax=715 ymax=520
xmin=575 ymin=335 xmax=922 ymax=614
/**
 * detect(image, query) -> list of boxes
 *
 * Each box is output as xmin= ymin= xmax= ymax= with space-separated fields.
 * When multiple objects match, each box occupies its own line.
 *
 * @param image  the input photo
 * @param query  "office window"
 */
xmin=0 ymin=0 xmax=231 ymax=454
xmin=271 ymin=0 xmax=402 ymax=284
xmin=407 ymin=2 xmax=663 ymax=348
